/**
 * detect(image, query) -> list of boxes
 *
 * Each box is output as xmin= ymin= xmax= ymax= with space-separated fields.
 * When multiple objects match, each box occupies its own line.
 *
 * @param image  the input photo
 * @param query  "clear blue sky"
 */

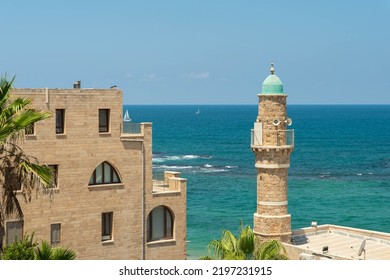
xmin=2 ymin=0 xmax=390 ymax=104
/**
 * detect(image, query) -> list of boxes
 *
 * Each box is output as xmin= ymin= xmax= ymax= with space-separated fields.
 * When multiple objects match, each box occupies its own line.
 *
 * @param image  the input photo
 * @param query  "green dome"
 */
xmin=261 ymin=63 xmax=284 ymax=94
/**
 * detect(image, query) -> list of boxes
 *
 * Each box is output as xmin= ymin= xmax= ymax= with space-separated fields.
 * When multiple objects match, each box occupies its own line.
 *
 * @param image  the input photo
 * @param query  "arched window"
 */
xmin=147 ymin=206 xmax=173 ymax=242
xmin=89 ymin=161 xmax=121 ymax=185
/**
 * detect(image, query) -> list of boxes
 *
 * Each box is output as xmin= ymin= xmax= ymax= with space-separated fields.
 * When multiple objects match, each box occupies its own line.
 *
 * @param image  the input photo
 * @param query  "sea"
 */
xmin=123 ymin=104 xmax=390 ymax=259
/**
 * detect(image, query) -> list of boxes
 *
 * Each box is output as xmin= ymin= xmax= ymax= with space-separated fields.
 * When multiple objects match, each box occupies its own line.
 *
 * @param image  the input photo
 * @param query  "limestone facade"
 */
xmin=2 ymin=87 xmax=186 ymax=259
xmin=252 ymin=92 xmax=294 ymax=243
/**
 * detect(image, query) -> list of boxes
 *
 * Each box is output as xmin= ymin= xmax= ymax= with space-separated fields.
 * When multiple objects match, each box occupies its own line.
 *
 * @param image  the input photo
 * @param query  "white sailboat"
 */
xmin=123 ymin=109 xmax=131 ymax=122
xmin=196 ymin=108 xmax=200 ymax=115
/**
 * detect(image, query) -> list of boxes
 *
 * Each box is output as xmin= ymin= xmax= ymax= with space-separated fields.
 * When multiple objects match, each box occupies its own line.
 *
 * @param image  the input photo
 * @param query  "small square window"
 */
xmin=56 ymin=109 xmax=65 ymax=134
xmin=99 ymin=109 xmax=110 ymax=133
xmin=48 ymin=165 xmax=58 ymax=188
xmin=102 ymin=212 xmax=113 ymax=242
xmin=50 ymin=223 xmax=61 ymax=246
xmin=25 ymin=123 xmax=35 ymax=135
xmin=5 ymin=167 xmax=21 ymax=191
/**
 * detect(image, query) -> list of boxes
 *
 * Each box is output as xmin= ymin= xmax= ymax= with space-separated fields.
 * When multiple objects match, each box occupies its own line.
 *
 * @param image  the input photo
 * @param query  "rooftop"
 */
xmin=286 ymin=224 xmax=390 ymax=260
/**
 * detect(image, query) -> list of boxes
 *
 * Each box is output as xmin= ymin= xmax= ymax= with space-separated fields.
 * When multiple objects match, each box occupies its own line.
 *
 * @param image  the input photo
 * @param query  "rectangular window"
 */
xmin=25 ymin=123 xmax=35 ymax=135
xmin=6 ymin=221 xmax=23 ymax=245
xmin=48 ymin=165 xmax=58 ymax=188
xmin=56 ymin=109 xmax=65 ymax=134
xmin=101 ymin=212 xmax=113 ymax=242
xmin=5 ymin=167 xmax=21 ymax=191
xmin=99 ymin=109 xmax=110 ymax=133
xmin=50 ymin=223 xmax=61 ymax=246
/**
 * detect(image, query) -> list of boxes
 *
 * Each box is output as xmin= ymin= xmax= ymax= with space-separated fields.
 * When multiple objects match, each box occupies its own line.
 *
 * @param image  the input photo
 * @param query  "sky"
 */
xmin=1 ymin=0 xmax=390 ymax=105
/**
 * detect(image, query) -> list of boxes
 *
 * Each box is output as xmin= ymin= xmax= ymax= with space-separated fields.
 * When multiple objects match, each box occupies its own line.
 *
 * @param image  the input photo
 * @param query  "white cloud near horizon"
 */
xmin=142 ymin=73 xmax=161 ymax=82
xmin=183 ymin=71 xmax=210 ymax=79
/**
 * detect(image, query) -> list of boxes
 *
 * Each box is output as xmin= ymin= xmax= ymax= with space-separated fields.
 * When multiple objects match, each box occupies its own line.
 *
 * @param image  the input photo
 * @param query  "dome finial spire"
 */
xmin=270 ymin=62 xmax=275 ymax=75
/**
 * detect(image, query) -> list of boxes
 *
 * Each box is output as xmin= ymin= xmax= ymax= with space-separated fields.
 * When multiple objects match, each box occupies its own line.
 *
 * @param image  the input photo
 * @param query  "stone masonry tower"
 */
xmin=251 ymin=63 xmax=294 ymax=242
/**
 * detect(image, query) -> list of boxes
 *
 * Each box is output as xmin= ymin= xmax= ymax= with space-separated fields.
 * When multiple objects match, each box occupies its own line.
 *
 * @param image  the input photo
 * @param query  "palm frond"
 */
xmin=0 ymin=76 xmax=15 ymax=110
xmin=11 ymin=107 xmax=51 ymax=130
xmin=256 ymin=240 xmax=288 ymax=260
xmin=52 ymin=247 xmax=76 ymax=260
xmin=35 ymin=240 xmax=53 ymax=260
xmin=0 ymin=75 xmax=53 ymax=241
xmin=0 ymin=97 xmax=31 ymax=123
xmin=198 ymin=255 xmax=212 ymax=260
xmin=238 ymin=225 xmax=257 ymax=259
xmin=19 ymin=161 xmax=54 ymax=188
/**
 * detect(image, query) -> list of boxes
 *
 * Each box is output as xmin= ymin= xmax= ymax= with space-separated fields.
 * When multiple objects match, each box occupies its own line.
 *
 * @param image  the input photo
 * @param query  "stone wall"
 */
xmin=3 ymin=88 xmax=186 ymax=260
xmin=253 ymin=93 xmax=292 ymax=243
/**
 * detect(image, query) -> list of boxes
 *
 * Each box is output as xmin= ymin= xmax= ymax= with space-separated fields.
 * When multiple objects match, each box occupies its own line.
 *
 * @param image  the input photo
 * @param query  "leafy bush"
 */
xmin=1 ymin=234 xmax=76 ymax=260
xmin=1 ymin=234 xmax=37 ymax=260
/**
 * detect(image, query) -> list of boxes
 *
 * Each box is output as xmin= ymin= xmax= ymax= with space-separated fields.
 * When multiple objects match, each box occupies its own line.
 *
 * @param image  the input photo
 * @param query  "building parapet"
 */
xmin=285 ymin=224 xmax=390 ymax=260
xmin=122 ymin=122 xmax=141 ymax=134
xmin=153 ymin=171 xmax=186 ymax=194
xmin=292 ymin=224 xmax=390 ymax=244
xmin=120 ymin=122 xmax=151 ymax=141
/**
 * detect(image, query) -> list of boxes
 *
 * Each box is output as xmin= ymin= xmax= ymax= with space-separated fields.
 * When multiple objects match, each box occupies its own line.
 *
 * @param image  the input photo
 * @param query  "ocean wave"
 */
xmin=225 ymin=165 xmax=238 ymax=169
xmin=200 ymin=168 xmax=229 ymax=173
xmin=153 ymin=163 xmax=230 ymax=173
xmin=153 ymin=165 xmax=194 ymax=170
xmin=317 ymin=172 xmax=375 ymax=179
xmin=152 ymin=154 xmax=212 ymax=163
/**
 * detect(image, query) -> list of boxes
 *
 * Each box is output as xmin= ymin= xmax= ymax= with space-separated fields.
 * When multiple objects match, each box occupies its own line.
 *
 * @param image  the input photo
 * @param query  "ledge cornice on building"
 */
xmin=251 ymin=146 xmax=294 ymax=152
xmin=257 ymin=93 xmax=288 ymax=97
xmin=12 ymin=88 xmax=122 ymax=94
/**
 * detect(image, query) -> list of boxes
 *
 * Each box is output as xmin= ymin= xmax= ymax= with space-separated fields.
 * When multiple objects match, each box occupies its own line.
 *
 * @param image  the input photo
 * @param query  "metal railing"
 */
xmin=251 ymin=129 xmax=294 ymax=147
xmin=122 ymin=122 xmax=141 ymax=134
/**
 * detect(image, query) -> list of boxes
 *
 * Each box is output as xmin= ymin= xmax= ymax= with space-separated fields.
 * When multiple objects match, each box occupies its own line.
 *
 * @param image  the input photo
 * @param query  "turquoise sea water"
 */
xmin=123 ymin=105 xmax=390 ymax=259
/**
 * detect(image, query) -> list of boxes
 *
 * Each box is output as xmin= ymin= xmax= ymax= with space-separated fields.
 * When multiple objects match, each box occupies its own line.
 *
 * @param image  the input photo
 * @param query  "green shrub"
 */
xmin=1 ymin=234 xmax=76 ymax=260
xmin=1 ymin=234 xmax=37 ymax=260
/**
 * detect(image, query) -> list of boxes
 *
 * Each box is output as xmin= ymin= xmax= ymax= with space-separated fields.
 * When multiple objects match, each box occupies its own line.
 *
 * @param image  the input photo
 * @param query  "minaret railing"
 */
xmin=251 ymin=129 xmax=294 ymax=147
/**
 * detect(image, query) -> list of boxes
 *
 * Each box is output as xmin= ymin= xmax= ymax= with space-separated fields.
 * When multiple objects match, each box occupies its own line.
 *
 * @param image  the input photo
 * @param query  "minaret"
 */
xmin=251 ymin=63 xmax=294 ymax=242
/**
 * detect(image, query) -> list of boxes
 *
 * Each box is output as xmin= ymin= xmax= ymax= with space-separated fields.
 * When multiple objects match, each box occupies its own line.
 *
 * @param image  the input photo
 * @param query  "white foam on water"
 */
xmin=153 ymin=154 xmax=212 ymax=163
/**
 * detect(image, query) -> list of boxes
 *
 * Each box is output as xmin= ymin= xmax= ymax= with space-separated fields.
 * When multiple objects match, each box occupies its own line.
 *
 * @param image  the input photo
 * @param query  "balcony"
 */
xmin=122 ymin=122 xmax=141 ymax=134
xmin=251 ymin=129 xmax=294 ymax=148
xmin=121 ymin=122 xmax=150 ymax=141
xmin=153 ymin=171 xmax=186 ymax=194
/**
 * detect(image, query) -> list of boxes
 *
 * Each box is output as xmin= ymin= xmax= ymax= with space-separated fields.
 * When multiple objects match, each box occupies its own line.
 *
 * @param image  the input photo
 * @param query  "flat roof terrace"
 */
xmin=285 ymin=224 xmax=390 ymax=260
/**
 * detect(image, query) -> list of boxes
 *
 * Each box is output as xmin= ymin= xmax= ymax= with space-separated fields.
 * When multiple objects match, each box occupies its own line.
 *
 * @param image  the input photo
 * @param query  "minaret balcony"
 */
xmin=251 ymin=129 xmax=294 ymax=149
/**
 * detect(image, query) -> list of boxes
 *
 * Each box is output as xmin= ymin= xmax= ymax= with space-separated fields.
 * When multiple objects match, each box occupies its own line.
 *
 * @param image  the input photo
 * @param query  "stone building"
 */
xmin=251 ymin=63 xmax=294 ymax=242
xmin=2 ymin=83 xmax=187 ymax=259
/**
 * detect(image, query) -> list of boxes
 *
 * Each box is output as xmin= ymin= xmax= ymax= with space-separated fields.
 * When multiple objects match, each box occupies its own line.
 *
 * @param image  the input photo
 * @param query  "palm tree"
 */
xmin=207 ymin=223 xmax=258 ymax=260
xmin=0 ymin=76 xmax=53 ymax=249
xmin=256 ymin=239 xmax=289 ymax=260
xmin=35 ymin=240 xmax=76 ymax=260
xmin=204 ymin=223 xmax=288 ymax=260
